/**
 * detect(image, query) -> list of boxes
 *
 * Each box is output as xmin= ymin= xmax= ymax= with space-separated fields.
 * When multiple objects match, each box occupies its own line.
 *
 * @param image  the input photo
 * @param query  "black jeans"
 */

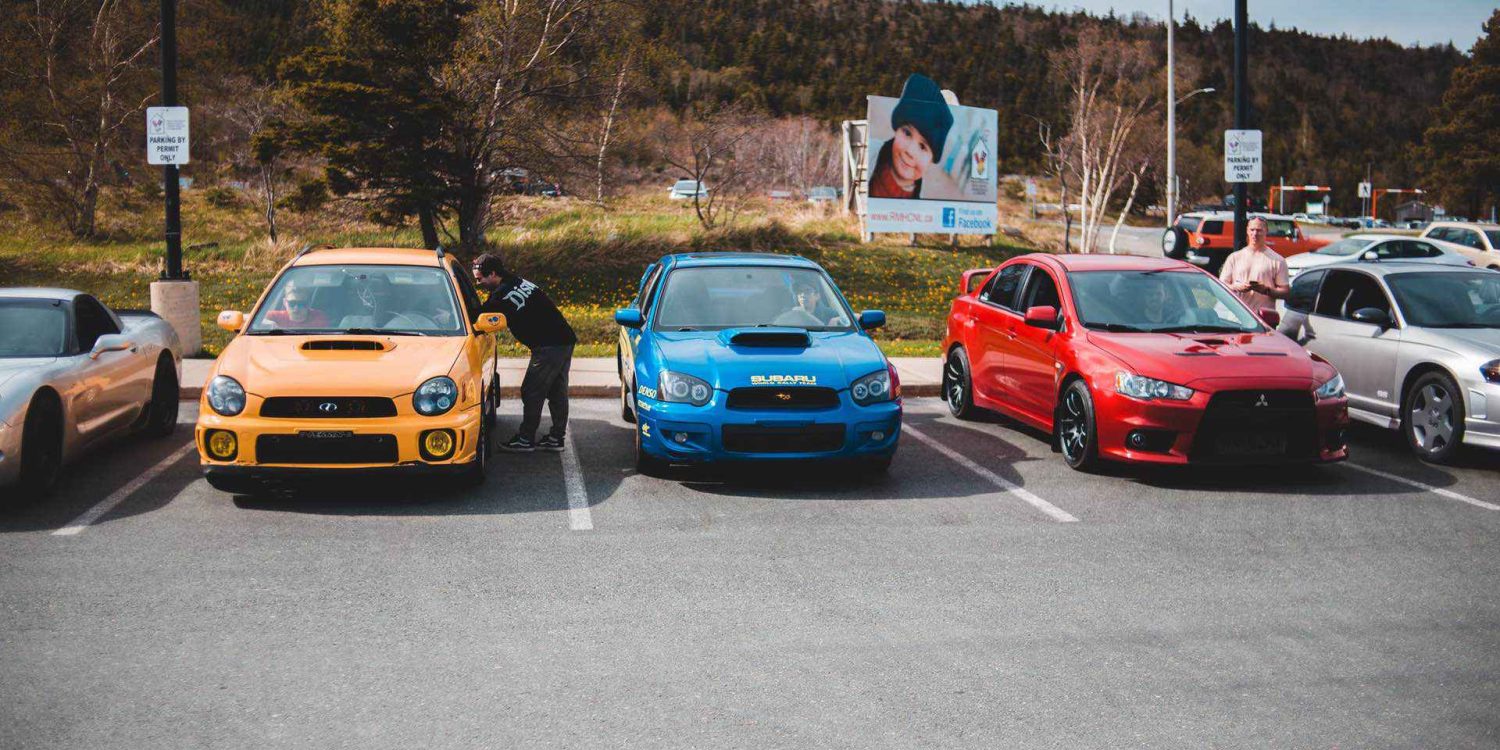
xmin=518 ymin=344 xmax=573 ymax=440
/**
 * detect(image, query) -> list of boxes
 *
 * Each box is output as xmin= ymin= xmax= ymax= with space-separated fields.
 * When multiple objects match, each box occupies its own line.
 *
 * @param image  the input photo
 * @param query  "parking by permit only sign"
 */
xmin=146 ymin=107 xmax=190 ymax=165
xmin=1224 ymin=129 xmax=1261 ymax=183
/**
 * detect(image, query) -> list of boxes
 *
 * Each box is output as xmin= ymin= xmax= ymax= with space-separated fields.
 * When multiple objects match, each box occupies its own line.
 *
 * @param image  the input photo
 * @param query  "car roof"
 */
xmin=291 ymin=247 xmax=446 ymax=268
xmin=1181 ymin=211 xmax=1299 ymax=222
xmin=0 ymin=287 xmax=82 ymax=301
xmin=1032 ymin=253 xmax=1196 ymax=273
xmin=1427 ymin=220 xmax=1499 ymax=229
xmin=1336 ymin=262 xmax=1491 ymax=278
xmin=662 ymin=252 xmax=818 ymax=269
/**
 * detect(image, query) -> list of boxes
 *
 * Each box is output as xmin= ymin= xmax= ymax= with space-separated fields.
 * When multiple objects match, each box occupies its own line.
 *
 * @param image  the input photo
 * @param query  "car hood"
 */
xmin=0 ymin=358 xmax=55 ymax=391
xmin=1085 ymin=330 xmax=1327 ymax=387
xmin=651 ymin=329 xmax=886 ymax=390
xmin=215 ymin=335 xmax=468 ymax=397
xmin=1411 ymin=326 xmax=1500 ymax=357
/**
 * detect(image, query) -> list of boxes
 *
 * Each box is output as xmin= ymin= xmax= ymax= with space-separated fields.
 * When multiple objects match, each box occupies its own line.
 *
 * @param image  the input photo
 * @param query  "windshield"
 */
xmin=246 ymin=264 xmax=463 ymax=336
xmin=673 ymin=180 xmax=700 ymax=190
xmin=1070 ymin=270 xmax=1265 ymax=334
xmin=1386 ymin=272 xmax=1500 ymax=328
xmin=653 ymin=266 xmax=855 ymax=331
xmin=1315 ymin=238 xmax=1376 ymax=257
xmin=0 ymin=299 xmax=69 ymax=357
xmin=1486 ymin=230 xmax=1500 ymax=248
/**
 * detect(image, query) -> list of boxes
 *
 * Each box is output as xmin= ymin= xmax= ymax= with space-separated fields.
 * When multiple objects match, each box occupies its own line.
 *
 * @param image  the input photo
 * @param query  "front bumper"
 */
xmin=1462 ymin=380 xmax=1500 ymax=450
xmin=1092 ymin=381 xmax=1349 ymax=466
xmin=196 ymin=402 xmax=483 ymax=476
xmin=635 ymin=393 xmax=902 ymax=464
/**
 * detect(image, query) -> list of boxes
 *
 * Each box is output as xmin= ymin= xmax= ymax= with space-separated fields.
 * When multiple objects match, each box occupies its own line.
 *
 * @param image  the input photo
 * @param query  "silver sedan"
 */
xmin=1278 ymin=264 xmax=1500 ymax=463
xmin=1 ymin=289 xmax=183 ymax=497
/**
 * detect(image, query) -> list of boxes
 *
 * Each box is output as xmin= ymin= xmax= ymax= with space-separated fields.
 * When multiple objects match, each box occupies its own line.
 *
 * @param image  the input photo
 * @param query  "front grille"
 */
xmin=722 ymin=424 xmax=844 ymax=453
xmin=726 ymin=387 xmax=840 ymax=410
xmin=260 ymin=397 xmax=398 ymax=419
xmin=1189 ymin=390 xmax=1317 ymax=463
xmin=255 ymin=434 xmax=399 ymax=464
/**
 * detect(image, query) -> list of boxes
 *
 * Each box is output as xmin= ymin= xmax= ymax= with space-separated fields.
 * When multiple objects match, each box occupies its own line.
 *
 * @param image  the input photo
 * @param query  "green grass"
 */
xmin=0 ymin=190 xmax=1038 ymax=357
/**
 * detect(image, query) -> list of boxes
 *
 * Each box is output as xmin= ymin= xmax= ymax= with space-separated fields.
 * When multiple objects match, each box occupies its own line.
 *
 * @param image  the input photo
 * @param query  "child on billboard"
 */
xmin=868 ymin=73 xmax=953 ymax=200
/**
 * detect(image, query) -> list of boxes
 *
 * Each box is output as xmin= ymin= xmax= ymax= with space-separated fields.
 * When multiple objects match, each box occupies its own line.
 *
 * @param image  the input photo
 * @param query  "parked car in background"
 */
xmin=668 ymin=179 xmax=708 ymax=201
xmin=1420 ymin=221 xmax=1500 ymax=270
xmin=0 ymin=289 xmax=183 ymax=497
xmin=1279 ymin=264 xmax=1500 ymax=463
xmin=1285 ymin=234 xmax=1474 ymax=279
xmin=807 ymin=186 xmax=839 ymax=204
xmin=942 ymin=254 xmax=1349 ymax=471
xmin=1162 ymin=212 xmax=1332 ymax=275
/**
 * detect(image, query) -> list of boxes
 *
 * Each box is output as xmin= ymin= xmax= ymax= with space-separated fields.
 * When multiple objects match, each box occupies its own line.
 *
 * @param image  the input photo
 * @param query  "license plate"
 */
xmin=1215 ymin=432 xmax=1287 ymax=456
xmin=297 ymin=430 xmax=354 ymax=439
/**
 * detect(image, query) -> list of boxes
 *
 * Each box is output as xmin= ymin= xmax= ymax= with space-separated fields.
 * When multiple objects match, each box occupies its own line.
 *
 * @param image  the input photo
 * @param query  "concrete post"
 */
xmin=151 ymin=279 xmax=201 ymax=355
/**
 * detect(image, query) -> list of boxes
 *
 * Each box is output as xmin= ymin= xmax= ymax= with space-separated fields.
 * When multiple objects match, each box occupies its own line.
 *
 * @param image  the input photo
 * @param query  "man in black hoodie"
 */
xmin=473 ymin=253 xmax=577 ymax=452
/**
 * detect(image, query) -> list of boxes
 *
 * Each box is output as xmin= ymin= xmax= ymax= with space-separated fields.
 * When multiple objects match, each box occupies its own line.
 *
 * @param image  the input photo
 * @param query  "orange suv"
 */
xmin=1163 ymin=212 xmax=1331 ymax=274
xmin=196 ymin=246 xmax=505 ymax=495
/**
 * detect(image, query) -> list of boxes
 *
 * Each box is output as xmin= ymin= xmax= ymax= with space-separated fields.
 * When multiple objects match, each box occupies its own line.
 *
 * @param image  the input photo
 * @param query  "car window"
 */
xmin=248 ymin=264 xmax=465 ymax=336
xmin=1069 ymin=270 xmax=1263 ymax=333
xmin=1264 ymin=220 xmax=1295 ymax=238
xmin=448 ymin=259 xmax=484 ymax=323
xmin=1423 ymin=227 xmax=1447 ymax=241
xmin=652 ymin=266 xmax=854 ymax=331
xmin=1456 ymin=229 xmax=1483 ymax=249
xmin=0 ymin=298 xmax=70 ymax=357
xmin=73 ymin=295 xmax=119 ymax=352
xmin=1405 ymin=241 xmax=1443 ymax=258
xmin=1315 ymin=238 xmax=1375 ymax=257
xmin=1315 ymin=270 xmax=1391 ymax=321
xmin=1176 ymin=216 xmax=1202 ymax=233
xmin=1200 ymin=220 xmax=1224 ymax=235
xmin=1286 ymin=269 xmax=1326 ymax=313
xmin=1484 ymin=230 xmax=1500 ymax=250
xmin=1019 ymin=267 xmax=1061 ymax=311
xmin=981 ymin=264 xmax=1027 ymax=311
xmin=636 ymin=265 xmax=662 ymax=311
xmin=1387 ymin=271 xmax=1500 ymax=328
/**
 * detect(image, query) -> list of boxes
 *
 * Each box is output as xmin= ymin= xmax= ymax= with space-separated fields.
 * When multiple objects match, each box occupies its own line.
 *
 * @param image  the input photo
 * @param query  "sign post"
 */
xmin=1231 ymin=0 xmax=1251 ymax=252
xmin=148 ymin=0 xmax=200 ymax=354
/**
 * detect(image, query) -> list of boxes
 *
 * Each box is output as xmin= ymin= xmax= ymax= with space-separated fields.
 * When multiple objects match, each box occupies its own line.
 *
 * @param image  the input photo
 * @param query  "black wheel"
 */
xmin=143 ymin=356 xmax=178 ymax=438
xmin=1162 ymin=226 xmax=1188 ymax=259
xmin=1056 ymin=379 xmax=1100 ymax=471
xmin=634 ymin=408 xmax=668 ymax=477
xmin=18 ymin=396 xmax=64 ymax=498
xmin=462 ymin=406 xmax=490 ymax=486
xmin=943 ymin=347 xmax=979 ymax=420
xmin=1403 ymin=371 xmax=1465 ymax=464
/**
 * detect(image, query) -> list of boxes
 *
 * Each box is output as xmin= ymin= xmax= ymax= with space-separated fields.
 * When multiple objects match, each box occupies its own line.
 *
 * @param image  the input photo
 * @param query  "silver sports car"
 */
xmin=1278 ymin=263 xmax=1500 ymax=463
xmin=1 ymin=288 xmax=183 ymax=497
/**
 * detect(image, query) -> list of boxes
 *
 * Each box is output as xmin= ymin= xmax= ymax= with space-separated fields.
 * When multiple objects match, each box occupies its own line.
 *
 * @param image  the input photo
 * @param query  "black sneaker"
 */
xmin=536 ymin=435 xmax=564 ymax=452
xmin=499 ymin=435 xmax=535 ymax=453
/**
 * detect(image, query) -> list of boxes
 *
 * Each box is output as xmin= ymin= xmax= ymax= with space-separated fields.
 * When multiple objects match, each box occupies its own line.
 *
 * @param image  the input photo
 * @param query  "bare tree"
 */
xmin=1036 ymin=117 xmax=1075 ymax=253
xmin=657 ymin=102 xmax=761 ymax=230
xmin=1049 ymin=29 xmax=1160 ymax=254
xmin=754 ymin=117 xmax=839 ymax=197
xmin=593 ymin=49 xmax=636 ymax=206
xmin=0 ymin=0 xmax=159 ymax=237
xmin=215 ymin=77 xmax=286 ymax=242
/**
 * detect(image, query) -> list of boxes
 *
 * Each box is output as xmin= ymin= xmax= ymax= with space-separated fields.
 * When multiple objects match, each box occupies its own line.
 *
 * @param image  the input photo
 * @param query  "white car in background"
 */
xmin=668 ymin=179 xmax=708 ymax=201
xmin=1285 ymin=234 xmax=1474 ymax=279
xmin=1420 ymin=221 xmax=1500 ymax=270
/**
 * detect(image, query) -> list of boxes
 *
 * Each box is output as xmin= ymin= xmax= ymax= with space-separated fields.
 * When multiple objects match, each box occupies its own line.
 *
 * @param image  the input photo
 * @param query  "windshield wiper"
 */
xmin=676 ymin=326 xmax=700 ymax=332
xmin=1427 ymin=322 xmax=1496 ymax=329
xmin=1085 ymin=323 xmax=1147 ymax=332
xmin=1150 ymin=325 xmax=1253 ymax=334
xmin=247 ymin=328 xmax=321 ymax=336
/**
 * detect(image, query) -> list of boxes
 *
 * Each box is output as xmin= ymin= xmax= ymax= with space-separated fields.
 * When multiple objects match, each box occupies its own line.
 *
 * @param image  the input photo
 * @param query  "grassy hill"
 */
xmin=0 ymin=190 xmax=1050 ymax=357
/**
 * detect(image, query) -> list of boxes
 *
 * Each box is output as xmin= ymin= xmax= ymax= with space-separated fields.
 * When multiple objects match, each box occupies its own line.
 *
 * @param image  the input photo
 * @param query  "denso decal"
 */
xmin=637 ymin=385 xmax=657 ymax=398
xmin=750 ymin=375 xmax=818 ymax=386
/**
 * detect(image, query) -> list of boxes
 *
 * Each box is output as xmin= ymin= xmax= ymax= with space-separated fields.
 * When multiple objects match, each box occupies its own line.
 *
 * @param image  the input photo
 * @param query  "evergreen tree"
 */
xmin=1423 ymin=10 xmax=1500 ymax=218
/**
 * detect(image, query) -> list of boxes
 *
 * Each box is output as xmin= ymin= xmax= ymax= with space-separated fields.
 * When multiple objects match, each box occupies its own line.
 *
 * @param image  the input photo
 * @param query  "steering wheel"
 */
xmin=384 ymin=312 xmax=437 ymax=329
xmin=772 ymin=309 xmax=824 ymax=327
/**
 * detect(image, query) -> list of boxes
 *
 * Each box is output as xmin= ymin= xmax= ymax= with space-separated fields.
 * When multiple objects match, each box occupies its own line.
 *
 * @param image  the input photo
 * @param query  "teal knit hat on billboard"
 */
xmin=890 ymin=73 xmax=954 ymax=163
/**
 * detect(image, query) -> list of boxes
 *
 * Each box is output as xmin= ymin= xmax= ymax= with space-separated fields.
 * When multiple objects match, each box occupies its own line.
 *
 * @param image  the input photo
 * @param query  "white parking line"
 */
xmin=560 ymin=438 xmax=594 ymax=531
xmin=904 ymin=425 xmax=1079 ymax=523
xmin=1345 ymin=463 xmax=1500 ymax=512
xmin=53 ymin=441 xmax=198 ymax=536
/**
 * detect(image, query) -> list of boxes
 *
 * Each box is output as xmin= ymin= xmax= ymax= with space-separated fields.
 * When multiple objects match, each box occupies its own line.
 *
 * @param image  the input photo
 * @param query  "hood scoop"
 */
xmin=726 ymin=329 xmax=811 ymax=348
xmin=301 ymin=339 xmax=390 ymax=351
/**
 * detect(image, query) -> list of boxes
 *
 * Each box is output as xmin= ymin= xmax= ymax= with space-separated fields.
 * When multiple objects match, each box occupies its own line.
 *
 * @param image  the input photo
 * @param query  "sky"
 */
xmin=991 ymin=1 xmax=1494 ymax=49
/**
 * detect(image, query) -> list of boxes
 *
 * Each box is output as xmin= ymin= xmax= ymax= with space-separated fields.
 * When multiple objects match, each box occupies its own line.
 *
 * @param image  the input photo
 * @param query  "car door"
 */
xmin=971 ymin=263 xmax=1027 ymax=404
xmin=1301 ymin=270 xmax=1401 ymax=420
xmin=69 ymin=295 xmax=139 ymax=440
xmin=620 ymin=264 xmax=663 ymax=389
xmin=1007 ymin=264 xmax=1064 ymax=422
xmin=449 ymin=259 xmax=496 ymax=399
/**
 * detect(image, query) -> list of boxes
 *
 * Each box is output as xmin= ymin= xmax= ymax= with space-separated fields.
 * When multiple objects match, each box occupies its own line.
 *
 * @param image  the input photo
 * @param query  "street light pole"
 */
xmin=161 ymin=0 xmax=182 ymax=280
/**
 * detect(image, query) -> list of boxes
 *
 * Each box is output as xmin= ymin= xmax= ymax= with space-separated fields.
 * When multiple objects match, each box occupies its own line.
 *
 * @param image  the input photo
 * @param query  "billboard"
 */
xmin=864 ymin=73 xmax=998 ymax=235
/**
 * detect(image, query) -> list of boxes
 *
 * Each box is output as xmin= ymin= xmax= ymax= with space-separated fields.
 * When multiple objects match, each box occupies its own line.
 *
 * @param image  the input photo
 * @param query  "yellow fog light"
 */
xmin=420 ymin=429 xmax=456 ymax=461
xmin=206 ymin=430 xmax=238 ymax=460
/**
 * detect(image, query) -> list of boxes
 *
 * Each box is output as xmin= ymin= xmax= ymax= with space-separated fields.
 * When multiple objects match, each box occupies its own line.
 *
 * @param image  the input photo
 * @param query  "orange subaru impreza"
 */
xmin=195 ymin=246 xmax=506 ymax=495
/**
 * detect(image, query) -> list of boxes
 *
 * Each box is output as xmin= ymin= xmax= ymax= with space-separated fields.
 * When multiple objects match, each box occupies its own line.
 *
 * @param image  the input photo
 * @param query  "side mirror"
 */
xmin=858 ymin=310 xmax=886 ymax=330
xmin=1258 ymin=308 xmax=1281 ymax=328
xmin=89 ymin=333 xmax=134 ymax=359
xmin=216 ymin=310 xmax=245 ymax=333
xmin=1351 ymin=307 xmax=1392 ymax=328
xmin=473 ymin=312 xmax=508 ymax=334
xmin=614 ymin=308 xmax=645 ymax=329
xmin=1024 ymin=305 xmax=1060 ymax=330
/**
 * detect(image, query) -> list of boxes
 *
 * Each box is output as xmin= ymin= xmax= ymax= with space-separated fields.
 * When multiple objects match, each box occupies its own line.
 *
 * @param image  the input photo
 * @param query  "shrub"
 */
xmin=277 ymin=178 xmax=329 ymax=213
xmin=204 ymin=186 xmax=242 ymax=208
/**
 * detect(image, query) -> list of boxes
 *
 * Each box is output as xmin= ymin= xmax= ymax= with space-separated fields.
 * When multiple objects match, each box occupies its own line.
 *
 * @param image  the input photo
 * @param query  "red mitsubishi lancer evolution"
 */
xmin=941 ymin=254 xmax=1350 ymax=470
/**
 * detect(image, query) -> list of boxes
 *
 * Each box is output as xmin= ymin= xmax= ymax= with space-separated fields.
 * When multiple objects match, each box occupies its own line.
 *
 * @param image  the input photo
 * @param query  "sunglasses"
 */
xmin=286 ymin=298 xmax=309 ymax=308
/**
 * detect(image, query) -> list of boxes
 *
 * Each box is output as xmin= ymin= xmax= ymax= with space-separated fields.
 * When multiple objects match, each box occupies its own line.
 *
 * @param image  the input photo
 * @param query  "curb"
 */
xmin=180 ymin=384 xmax=942 ymax=401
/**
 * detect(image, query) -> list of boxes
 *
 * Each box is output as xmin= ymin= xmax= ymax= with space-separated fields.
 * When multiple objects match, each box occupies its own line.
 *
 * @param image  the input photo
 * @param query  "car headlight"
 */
xmin=659 ymin=370 xmax=713 ymax=406
xmin=1315 ymin=373 xmax=1346 ymax=400
xmin=1483 ymin=360 xmax=1500 ymax=384
xmin=851 ymin=367 xmax=896 ymax=406
xmin=413 ymin=376 xmax=459 ymax=416
xmin=206 ymin=375 xmax=246 ymax=416
xmin=1115 ymin=371 xmax=1194 ymax=401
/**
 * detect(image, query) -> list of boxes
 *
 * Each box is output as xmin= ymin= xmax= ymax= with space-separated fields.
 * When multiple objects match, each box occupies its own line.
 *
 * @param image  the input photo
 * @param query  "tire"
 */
xmin=1162 ymin=226 xmax=1188 ymax=259
xmin=461 ymin=406 xmax=490 ymax=486
xmin=143 ymin=356 xmax=179 ymax=438
xmin=1403 ymin=371 xmax=1465 ymax=464
xmin=18 ymin=396 xmax=64 ymax=498
xmin=634 ymin=409 xmax=668 ymax=477
xmin=943 ymin=347 xmax=980 ymax=420
xmin=1056 ymin=379 xmax=1100 ymax=471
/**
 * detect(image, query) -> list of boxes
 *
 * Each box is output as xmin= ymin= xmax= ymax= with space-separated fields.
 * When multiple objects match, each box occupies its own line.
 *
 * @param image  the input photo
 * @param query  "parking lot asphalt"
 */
xmin=2 ymin=398 xmax=1497 ymax=748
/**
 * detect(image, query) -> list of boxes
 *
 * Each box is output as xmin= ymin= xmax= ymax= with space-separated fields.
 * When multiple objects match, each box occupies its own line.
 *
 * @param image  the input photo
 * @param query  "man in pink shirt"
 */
xmin=1219 ymin=216 xmax=1289 ymax=316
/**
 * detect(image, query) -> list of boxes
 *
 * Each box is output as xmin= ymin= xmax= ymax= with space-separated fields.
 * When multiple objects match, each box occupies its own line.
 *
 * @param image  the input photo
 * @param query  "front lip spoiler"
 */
xmin=204 ymin=462 xmax=471 ymax=492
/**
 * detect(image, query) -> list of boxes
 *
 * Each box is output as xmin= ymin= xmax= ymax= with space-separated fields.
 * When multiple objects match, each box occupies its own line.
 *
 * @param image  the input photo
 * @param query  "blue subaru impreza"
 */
xmin=615 ymin=253 xmax=902 ymax=474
